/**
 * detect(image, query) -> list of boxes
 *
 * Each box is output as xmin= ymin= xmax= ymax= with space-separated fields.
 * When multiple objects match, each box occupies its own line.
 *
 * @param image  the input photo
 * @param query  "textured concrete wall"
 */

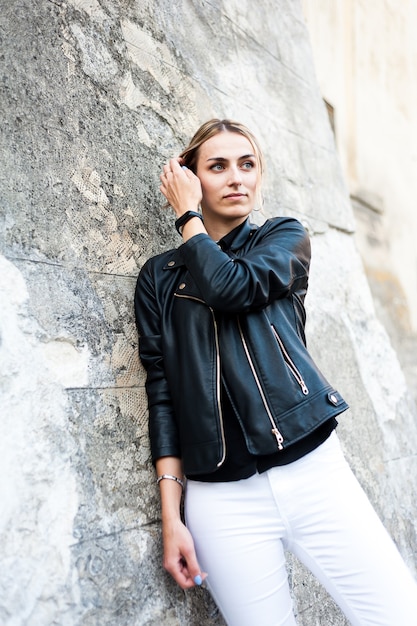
xmin=1 ymin=1 xmax=416 ymax=625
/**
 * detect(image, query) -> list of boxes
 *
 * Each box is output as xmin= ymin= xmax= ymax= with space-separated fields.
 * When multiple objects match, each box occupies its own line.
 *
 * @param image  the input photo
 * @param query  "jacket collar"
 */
xmin=217 ymin=218 xmax=255 ymax=252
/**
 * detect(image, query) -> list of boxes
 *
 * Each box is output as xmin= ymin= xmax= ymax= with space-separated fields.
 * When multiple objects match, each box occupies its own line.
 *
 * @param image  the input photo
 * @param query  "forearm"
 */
xmin=180 ymin=218 xmax=310 ymax=312
xmin=156 ymin=456 xmax=184 ymax=522
xmin=155 ymin=457 xmax=205 ymax=588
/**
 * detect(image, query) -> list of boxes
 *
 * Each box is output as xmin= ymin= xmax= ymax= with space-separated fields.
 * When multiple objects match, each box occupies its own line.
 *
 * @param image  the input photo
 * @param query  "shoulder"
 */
xmin=248 ymin=217 xmax=311 ymax=267
xmin=138 ymin=246 xmax=178 ymax=277
xmin=258 ymin=216 xmax=307 ymax=233
xmin=251 ymin=216 xmax=309 ymax=243
xmin=135 ymin=247 xmax=180 ymax=299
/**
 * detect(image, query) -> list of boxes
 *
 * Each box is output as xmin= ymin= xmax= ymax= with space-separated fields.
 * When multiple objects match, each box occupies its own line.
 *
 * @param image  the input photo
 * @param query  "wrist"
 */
xmin=157 ymin=474 xmax=184 ymax=489
xmin=161 ymin=499 xmax=183 ymax=523
xmin=161 ymin=509 xmax=183 ymax=524
xmin=175 ymin=210 xmax=204 ymax=235
xmin=158 ymin=475 xmax=184 ymax=522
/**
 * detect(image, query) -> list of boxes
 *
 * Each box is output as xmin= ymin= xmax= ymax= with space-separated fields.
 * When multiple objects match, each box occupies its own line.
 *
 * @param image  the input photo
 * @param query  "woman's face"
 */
xmin=195 ymin=131 xmax=260 ymax=228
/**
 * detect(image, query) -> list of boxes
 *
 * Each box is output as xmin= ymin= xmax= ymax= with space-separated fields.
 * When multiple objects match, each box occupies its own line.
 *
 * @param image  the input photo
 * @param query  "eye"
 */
xmin=241 ymin=161 xmax=255 ymax=170
xmin=210 ymin=163 xmax=225 ymax=171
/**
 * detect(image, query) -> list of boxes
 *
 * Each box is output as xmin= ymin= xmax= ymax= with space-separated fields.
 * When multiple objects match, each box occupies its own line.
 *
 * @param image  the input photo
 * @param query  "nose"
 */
xmin=228 ymin=165 xmax=243 ymax=186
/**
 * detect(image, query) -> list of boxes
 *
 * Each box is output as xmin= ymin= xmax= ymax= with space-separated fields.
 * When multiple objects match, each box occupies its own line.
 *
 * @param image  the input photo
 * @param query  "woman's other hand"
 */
xmin=160 ymin=158 xmax=203 ymax=217
xmin=162 ymin=516 xmax=207 ymax=589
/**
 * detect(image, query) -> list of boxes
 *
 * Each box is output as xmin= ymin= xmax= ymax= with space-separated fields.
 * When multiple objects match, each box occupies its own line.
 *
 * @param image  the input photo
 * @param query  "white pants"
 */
xmin=185 ymin=432 xmax=417 ymax=626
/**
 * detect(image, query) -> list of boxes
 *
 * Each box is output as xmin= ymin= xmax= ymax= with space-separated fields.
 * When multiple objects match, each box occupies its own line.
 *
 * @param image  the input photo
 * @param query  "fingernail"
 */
xmin=181 ymin=165 xmax=188 ymax=170
xmin=194 ymin=574 xmax=202 ymax=585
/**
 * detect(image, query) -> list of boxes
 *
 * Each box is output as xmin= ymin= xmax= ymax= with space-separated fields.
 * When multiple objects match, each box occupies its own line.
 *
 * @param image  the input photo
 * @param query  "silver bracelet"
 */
xmin=156 ymin=474 xmax=184 ymax=489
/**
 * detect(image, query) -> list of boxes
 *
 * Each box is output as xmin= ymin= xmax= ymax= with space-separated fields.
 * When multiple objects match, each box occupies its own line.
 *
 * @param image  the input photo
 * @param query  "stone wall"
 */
xmin=1 ymin=1 xmax=416 ymax=624
xmin=302 ymin=0 xmax=417 ymax=406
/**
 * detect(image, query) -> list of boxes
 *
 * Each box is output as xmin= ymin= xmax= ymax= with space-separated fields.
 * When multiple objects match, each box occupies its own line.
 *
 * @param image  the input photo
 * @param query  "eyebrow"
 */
xmin=206 ymin=154 xmax=256 ymax=162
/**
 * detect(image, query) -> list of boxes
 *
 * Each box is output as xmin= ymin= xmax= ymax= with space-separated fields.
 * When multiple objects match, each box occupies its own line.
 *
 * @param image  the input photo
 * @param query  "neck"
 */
xmin=203 ymin=215 xmax=247 ymax=241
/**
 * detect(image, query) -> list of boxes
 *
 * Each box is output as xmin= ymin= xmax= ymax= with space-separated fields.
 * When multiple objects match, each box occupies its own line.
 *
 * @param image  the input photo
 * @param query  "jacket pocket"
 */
xmin=270 ymin=324 xmax=309 ymax=396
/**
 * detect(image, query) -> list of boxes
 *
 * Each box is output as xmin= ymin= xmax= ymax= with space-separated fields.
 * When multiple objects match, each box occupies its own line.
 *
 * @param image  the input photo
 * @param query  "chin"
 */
xmin=227 ymin=208 xmax=253 ymax=218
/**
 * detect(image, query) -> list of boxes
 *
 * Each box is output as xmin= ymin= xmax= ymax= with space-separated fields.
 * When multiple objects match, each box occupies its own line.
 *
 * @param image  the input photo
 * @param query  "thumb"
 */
xmin=189 ymin=562 xmax=208 ymax=587
xmin=193 ymin=571 xmax=208 ymax=586
xmin=181 ymin=165 xmax=195 ymax=179
xmin=184 ymin=549 xmax=208 ymax=586
xmin=181 ymin=165 xmax=198 ymax=181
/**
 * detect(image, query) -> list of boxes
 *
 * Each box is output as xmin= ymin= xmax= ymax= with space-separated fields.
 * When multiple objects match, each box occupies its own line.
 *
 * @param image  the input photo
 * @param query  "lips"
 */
xmin=223 ymin=193 xmax=247 ymax=199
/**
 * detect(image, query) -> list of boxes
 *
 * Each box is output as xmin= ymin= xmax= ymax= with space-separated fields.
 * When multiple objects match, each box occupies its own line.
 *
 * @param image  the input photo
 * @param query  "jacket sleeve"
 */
xmin=180 ymin=217 xmax=310 ymax=313
xmin=134 ymin=259 xmax=181 ymax=463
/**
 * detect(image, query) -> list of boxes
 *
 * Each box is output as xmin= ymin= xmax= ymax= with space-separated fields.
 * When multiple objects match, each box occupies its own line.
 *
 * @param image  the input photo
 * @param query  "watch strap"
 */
xmin=175 ymin=210 xmax=204 ymax=235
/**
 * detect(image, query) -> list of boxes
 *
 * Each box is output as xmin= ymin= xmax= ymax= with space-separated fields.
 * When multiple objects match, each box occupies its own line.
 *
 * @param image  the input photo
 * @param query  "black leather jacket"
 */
xmin=135 ymin=217 xmax=348 ymax=476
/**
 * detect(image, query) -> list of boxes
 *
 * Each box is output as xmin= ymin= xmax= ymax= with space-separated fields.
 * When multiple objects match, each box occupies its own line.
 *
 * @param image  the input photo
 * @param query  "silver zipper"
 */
xmin=271 ymin=325 xmax=309 ymax=395
xmin=174 ymin=293 xmax=226 ymax=466
xmin=237 ymin=318 xmax=284 ymax=450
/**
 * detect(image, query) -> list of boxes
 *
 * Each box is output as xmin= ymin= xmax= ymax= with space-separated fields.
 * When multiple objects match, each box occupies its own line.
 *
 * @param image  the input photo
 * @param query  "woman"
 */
xmin=135 ymin=119 xmax=417 ymax=625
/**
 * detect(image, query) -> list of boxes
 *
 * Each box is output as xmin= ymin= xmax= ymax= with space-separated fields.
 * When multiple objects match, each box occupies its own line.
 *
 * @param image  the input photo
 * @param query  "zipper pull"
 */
xmin=271 ymin=428 xmax=284 ymax=450
xmin=300 ymin=380 xmax=309 ymax=395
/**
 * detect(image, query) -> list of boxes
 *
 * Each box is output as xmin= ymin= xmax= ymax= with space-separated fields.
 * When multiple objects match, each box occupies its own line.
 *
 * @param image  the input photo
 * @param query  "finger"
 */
xmin=165 ymin=558 xmax=195 ymax=589
xmin=181 ymin=165 xmax=195 ymax=179
xmin=177 ymin=563 xmax=207 ymax=589
xmin=193 ymin=572 xmax=208 ymax=586
xmin=170 ymin=156 xmax=183 ymax=168
xmin=170 ymin=158 xmax=188 ymax=174
xmin=180 ymin=546 xmax=207 ymax=586
xmin=160 ymin=171 xmax=171 ymax=183
xmin=165 ymin=548 xmax=199 ymax=583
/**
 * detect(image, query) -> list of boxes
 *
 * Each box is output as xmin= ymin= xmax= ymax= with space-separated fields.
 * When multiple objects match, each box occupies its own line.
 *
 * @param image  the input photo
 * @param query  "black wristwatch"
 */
xmin=175 ymin=210 xmax=204 ymax=235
